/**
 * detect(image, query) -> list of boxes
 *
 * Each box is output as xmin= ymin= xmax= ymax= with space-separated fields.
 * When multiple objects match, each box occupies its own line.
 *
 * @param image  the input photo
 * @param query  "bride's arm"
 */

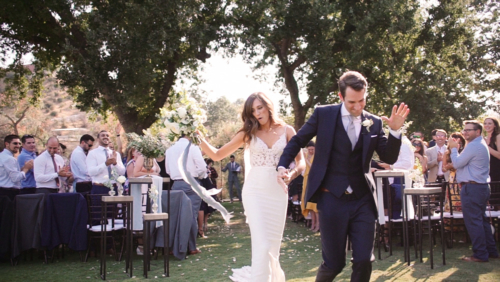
xmin=285 ymin=125 xmax=305 ymax=181
xmin=197 ymin=130 xmax=246 ymax=161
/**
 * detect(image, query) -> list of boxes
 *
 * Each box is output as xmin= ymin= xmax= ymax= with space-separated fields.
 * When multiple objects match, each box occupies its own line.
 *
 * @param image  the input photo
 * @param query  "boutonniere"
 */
xmin=362 ymin=119 xmax=373 ymax=132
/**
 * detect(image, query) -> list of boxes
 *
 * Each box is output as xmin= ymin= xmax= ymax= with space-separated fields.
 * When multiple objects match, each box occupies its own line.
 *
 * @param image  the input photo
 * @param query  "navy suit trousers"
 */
xmin=317 ymin=191 xmax=376 ymax=282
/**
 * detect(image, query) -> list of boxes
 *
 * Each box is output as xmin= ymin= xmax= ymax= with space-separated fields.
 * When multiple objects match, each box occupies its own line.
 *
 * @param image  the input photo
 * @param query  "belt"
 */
xmin=320 ymin=187 xmax=353 ymax=195
xmin=460 ymin=181 xmax=486 ymax=185
xmin=436 ymin=175 xmax=445 ymax=178
xmin=93 ymin=183 xmax=107 ymax=186
xmin=78 ymin=181 xmax=92 ymax=184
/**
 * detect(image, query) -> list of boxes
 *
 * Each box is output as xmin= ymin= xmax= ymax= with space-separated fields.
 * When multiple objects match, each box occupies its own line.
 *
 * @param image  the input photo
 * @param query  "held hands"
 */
xmin=447 ymin=137 xmax=459 ymax=149
xmin=58 ymin=166 xmax=73 ymax=178
xmin=437 ymin=152 xmax=443 ymax=162
xmin=105 ymin=151 xmax=118 ymax=166
xmin=276 ymin=167 xmax=289 ymax=194
xmin=22 ymin=159 xmax=34 ymax=171
xmin=381 ymin=103 xmax=410 ymax=131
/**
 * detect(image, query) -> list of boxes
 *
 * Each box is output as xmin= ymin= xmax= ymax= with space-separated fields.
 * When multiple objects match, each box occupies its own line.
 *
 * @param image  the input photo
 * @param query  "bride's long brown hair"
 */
xmin=238 ymin=92 xmax=285 ymax=144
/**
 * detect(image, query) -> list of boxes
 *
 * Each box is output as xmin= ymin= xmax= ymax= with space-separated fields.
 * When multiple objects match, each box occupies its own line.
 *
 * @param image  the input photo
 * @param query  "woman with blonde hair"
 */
xmin=197 ymin=92 xmax=304 ymax=282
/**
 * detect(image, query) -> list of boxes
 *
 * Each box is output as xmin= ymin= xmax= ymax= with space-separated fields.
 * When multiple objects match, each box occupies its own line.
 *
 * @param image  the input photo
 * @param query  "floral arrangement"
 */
xmin=155 ymin=92 xmax=207 ymax=144
xmin=103 ymin=167 xmax=126 ymax=193
xmin=126 ymin=131 xmax=168 ymax=159
xmin=409 ymin=158 xmax=425 ymax=188
xmin=148 ymin=184 xmax=159 ymax=213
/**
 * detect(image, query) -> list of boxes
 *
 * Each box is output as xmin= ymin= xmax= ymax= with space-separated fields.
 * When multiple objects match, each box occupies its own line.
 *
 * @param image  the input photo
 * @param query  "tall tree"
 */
xmin=0 ymin=0 xmax=228 ymax=133
xmin=229 ymin=0 xmax=499 ymax=133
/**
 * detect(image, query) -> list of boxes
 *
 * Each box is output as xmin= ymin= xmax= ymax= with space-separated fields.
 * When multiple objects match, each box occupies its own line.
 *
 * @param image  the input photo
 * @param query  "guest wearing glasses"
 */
xmin=0 ymin=135 xmax=34 ymax=200
xmin=34 ymin=137 xmax=73 ymax=194
xmin=426 ymin=129 xmax=450 ymax=183
xmin=449 ymin=120 xmax=499 ymax=262
xmin=71 ymin=134 xmax=95 ymax=194
xmin=17 ymin=134 xmax=38 ymax=194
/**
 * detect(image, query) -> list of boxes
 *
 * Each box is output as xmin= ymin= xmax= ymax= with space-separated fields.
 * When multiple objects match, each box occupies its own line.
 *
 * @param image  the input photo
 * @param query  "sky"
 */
xmin=179 ymin=51 xmax=283 ymax=108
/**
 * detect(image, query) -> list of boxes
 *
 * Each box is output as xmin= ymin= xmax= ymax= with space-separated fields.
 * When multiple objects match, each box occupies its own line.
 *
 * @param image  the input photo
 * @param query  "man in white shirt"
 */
xmin=165 ymin=136 xmax=207 ymax=255
xmin=426 ymin=129 xmax=450 ymax=183
xmin=0 ymin=135 xmax=33 ymax=200
xmin=71 ymin=134 xmax=95 ymax=194
xmin=34 ymin=137 xmax=73 ymax=194
xmin=86 ymin=130 xmax=125 ymax=194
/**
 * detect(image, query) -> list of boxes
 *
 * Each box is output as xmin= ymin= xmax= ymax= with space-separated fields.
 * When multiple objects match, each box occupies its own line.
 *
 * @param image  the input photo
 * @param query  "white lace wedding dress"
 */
xmin=230 ymin=132 xmax=288 ymax=282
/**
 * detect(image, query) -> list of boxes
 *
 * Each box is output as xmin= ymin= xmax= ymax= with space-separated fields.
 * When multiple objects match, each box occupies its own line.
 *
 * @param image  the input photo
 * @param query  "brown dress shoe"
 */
xmin=188 ymin=249 xmax=202 ymax=255
xmin=462 ymin=256 xmax=487 ymax=262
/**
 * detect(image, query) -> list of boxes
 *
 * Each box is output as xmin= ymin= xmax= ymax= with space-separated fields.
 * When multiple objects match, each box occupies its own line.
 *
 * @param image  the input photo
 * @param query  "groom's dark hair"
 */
xmin=338 ymin=71 xmax=368 ymax=99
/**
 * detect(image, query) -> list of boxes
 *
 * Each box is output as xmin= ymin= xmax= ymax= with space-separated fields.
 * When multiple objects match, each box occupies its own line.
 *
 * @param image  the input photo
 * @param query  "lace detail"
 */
xmin=248 ymin=133 xmax=287 ymax=168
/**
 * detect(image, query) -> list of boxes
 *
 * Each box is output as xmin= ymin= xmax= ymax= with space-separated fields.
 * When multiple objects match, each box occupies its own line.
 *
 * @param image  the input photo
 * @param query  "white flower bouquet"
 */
xmin=155 ymin=92 xmax=207 ymax=144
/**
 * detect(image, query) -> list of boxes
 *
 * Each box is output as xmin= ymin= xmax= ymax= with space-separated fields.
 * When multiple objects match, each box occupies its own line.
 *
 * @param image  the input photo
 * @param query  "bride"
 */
xmin=197 ymin=92 xmax=304 ymax=281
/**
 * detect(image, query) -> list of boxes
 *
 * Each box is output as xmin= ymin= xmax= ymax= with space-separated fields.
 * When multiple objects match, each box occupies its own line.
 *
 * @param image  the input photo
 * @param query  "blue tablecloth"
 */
xmin=41 ymin=193 xmax=88 ymax=251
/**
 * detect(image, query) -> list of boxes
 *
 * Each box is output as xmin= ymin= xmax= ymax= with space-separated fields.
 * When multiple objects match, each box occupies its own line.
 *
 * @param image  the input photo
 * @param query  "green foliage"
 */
xmin=205 ymin=96 xmax=243 ymax=137
xmin=0 ymin=0 xmax=229 ymax=133
xmin=228 ymin=0 xmax=499 ymax=134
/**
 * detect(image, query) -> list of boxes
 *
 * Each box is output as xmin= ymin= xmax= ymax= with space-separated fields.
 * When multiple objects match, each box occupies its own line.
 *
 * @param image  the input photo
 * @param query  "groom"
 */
xmin=278 ymin=71 xmax=409 ymax=282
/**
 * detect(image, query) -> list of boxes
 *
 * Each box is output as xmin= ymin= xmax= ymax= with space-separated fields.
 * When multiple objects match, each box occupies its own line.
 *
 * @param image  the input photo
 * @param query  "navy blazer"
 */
xmin=278 ymin=104 xmax=401 ymax=206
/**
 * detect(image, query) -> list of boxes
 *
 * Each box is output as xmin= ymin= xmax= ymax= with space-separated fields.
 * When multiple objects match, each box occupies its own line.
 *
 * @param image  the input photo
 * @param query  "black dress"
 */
xmin=489 ymin=139 xmax=500 ymax=181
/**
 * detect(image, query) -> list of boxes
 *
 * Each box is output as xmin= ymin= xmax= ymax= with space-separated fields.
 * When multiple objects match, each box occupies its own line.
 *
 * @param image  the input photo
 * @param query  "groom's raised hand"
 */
xmin=381 ymin=103 xmax=410 ymax=130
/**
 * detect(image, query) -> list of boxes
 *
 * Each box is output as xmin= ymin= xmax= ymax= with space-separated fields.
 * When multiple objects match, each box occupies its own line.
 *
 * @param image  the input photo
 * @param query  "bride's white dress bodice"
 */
xmin=248 ymin=133 xmax=287 ymax=168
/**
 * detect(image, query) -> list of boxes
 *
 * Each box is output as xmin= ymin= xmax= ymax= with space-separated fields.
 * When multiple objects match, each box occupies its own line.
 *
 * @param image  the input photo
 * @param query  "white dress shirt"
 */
xmin=389 ymin=137 xmax=415 ymax=183
xmin=165 ymin=138 xmax=207 ymax=180
xmin=436 ymin=144 xmax=446 ymax=176
xmin=34 ymin=150 xmax=65 ymax=188
xmin=86 ymin=146 xmax=125 ymax=184
xmin=70 ymin=146 xmax=91 ymax=183
xmin=0 ymin=150 xmax=25 ymax=188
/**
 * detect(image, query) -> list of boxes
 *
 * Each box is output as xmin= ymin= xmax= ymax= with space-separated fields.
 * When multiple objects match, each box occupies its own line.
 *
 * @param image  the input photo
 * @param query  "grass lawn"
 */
xmin=1 ymin=202 xmax=500 ymax=281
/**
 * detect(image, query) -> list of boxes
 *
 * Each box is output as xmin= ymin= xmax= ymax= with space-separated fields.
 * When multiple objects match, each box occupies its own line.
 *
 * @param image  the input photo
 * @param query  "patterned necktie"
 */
xmin=51 ymin=155 xmax=60 ymax=186
xmin=347 ymin=115 xmax=358 ymax=150
xmin=104 ymin=148 xmax=112 ymax=178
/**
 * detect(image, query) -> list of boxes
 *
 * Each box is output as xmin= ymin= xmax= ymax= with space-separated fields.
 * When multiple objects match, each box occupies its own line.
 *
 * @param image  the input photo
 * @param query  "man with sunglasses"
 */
xmin=70 ymin=134 xmax=95 ymax=193
xmin=0 ymin=135 xmax=34 ymax=200
xmin=449 ymin=120 xmax=498 ymax=262
xmin=17 ymin=134 xmax=38 ymax=194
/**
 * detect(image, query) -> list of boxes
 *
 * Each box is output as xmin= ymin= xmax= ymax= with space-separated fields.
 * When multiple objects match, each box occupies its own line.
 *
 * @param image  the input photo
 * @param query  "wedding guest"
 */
xmin=442 ymin=132 xmax=465 ymax=183
xmin=411 ymin=138 xmax=428 ymax=174
xmin=221 ymin=155 xmax=241 ymax=203
xmin=34 ymin=137 xmax=72 ymax=194
xmin=165 ymin=135 xmax=207 ymax=255
xmin=86 ymin=130 xmax=125 ymax=194
xmin=483 ymin=117 xmax=500 ymax=181
xmin=449 ymin=120 xmax=499 ymax=262
xmin=17 ymin=134 xmax=37 ymax=194
xmin=0 ymin=135 xmax=33 ymax=200
xmin=301 ymin=141 xmax=319 ymax=232
xmin=198 ymin=158 xmax=218 ymax=237
xmin=71 ymin=134 xmax=95 ymax=194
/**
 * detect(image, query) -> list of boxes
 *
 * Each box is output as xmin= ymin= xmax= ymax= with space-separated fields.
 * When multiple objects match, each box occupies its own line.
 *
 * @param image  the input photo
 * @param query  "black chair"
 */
xmin=85 ymin=194 xmax=126 ymax=262
xmin=442 ymin=182 xmax=466 ymax=248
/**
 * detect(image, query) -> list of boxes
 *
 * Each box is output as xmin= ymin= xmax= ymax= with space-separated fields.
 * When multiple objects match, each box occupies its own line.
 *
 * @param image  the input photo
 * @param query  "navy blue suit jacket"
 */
xmin=278 ymin=104 xmax=401 ymax=208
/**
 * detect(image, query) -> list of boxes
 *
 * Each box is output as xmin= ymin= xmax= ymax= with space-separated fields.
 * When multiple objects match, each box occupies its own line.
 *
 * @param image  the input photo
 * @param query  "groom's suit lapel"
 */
xmin=361 ymin=111 xmax=371 ymax=167
xmin=325 ymin=105 xmax=340 ymax=158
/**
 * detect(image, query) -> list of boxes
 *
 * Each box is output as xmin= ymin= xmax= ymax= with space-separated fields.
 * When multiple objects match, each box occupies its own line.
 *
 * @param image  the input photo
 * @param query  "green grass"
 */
xmin=1 ymin=202 xmax=500 ymax=281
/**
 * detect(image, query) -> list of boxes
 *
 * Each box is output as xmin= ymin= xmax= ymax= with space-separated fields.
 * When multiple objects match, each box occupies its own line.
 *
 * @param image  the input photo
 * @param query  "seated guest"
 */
xmin=0 ymin=135 xmax=34 ymax=200
xmin=86 ymin=130 xmax=125 ymax=194
xmin=411 ymin=138 xmax=428 ymax=176
xmin=17 ymin=134 xmax=37 ymax=194
xmin=34 ymin=137 xmax=72 ymax=194
xmin=71 ymin=134 xmax=95 ymax=194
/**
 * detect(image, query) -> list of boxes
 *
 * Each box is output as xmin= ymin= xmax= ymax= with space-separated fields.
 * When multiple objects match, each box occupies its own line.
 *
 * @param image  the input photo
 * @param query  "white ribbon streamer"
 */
xmin=178 ymin=141 xmax=232 ymax=224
